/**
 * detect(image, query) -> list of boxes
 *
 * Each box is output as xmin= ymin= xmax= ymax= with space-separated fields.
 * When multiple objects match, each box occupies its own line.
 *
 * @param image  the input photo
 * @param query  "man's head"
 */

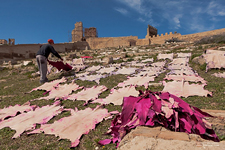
xmin=47 ymin=39 xmax=54 ymax=44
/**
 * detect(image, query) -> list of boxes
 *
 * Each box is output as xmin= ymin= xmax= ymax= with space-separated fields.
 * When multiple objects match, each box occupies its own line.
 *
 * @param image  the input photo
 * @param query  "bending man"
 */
xmin=36 ymin=39 xmax=63 ymax=84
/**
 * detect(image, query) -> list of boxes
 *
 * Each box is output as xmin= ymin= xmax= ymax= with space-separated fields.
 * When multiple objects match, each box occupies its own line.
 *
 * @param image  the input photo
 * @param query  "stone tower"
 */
xmin=146 ymin=25 xmax=158 ymax=38
xmin=71 ymin=22 xmax=83 ymax=42
xmin=84 ymin=27 xmax=98 ymax=39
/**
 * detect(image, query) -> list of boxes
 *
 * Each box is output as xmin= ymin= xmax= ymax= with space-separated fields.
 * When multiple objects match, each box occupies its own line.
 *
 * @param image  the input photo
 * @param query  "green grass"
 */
xmin=0 ymin=42 xmax=225 ymax=149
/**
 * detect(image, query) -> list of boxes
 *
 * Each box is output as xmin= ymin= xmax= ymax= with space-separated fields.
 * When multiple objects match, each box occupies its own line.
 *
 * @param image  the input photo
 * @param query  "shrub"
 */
xmin=165 ymin=38 xmax=185 ymax=43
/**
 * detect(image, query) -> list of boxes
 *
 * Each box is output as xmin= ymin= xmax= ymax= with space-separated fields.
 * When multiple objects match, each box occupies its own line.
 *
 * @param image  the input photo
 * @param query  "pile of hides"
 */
xmin=99 ymin=90 xmax=219 ymax=146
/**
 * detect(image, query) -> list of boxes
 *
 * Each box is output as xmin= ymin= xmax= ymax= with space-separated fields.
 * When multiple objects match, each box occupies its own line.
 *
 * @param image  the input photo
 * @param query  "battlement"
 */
xmin=149 ymin=31 xmax=181 ymax=38
xmin=146 ymin=28 xmax=225 ymax=44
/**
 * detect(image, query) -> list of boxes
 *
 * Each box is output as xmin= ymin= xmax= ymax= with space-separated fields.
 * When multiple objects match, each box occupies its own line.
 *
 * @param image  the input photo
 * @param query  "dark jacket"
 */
xmin=36 ymin=44 xmax=62 ymax=59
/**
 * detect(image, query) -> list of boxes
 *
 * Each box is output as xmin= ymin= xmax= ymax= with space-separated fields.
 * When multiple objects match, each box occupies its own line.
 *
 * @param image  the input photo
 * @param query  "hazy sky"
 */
xmin=1 ymin=0 xmax=225 ymax=44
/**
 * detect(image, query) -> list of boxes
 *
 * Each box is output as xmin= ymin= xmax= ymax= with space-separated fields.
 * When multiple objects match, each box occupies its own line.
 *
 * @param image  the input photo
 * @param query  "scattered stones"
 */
xmin=4 ymin=84 xmax=14 ymax=89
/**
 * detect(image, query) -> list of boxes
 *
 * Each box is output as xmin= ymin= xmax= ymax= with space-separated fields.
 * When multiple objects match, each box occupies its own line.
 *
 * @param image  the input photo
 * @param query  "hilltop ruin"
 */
xmin=71 ymin=21 xmax=225 ymax=49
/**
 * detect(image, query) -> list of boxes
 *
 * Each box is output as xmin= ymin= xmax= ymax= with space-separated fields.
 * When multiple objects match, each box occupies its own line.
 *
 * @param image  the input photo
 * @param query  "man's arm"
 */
xmin=49 ymin=46 xmax=63 ymax=60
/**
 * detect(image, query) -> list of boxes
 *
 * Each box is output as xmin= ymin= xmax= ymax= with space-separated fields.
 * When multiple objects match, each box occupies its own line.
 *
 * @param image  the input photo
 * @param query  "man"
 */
xmin=36 ymin=39 xmax=63 ymax=84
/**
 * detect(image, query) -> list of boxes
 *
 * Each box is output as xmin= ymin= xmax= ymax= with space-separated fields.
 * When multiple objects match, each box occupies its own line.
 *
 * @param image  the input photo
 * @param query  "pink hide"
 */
xmin=203 ymin=49 xmax=225 ymax=72
xmin=85 ymin=65 xmax=102 ymax=72
xmin=29 ymin=106 xmax=110 ymax=147
xmin=117 ymin=76 xmax=155 ymax=89
xmin=213 ymin=72 xmax=225 ymax=78
xmin=67 ymin=85 xmax=107 ymax=103
xmin=77 ymin=74 xmax=107 ymax=84
xmin=36 ymin=82 xmax=82 ymax=100
xmin=48 ymin=60 xmax=72 ymax=71
xmin=0 ymin=102 xmax=36 ymax=121
xmin=96 ymin=67 xmax=116 ymax=74
xmin=162 ymin=80 xmax=212 ymax=98
xmin=114 ymin=67 xmax=137 ymax=75
xmin=28 ymin=77 xmax=67 ymax=93
xmin=0 ymin=101 xmax=63 ymax=138
xmin=164 ymin=74 xmax=206 ymax=84
xmin=93 ymin=86 xmax=139 ymax=105
xmin=157 ymin=53 xmax=173 ymax=60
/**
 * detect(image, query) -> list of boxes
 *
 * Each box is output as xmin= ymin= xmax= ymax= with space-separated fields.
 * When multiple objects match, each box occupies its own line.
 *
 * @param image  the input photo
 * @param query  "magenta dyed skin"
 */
xmin=99 ymin=90 xmax=219 ymax=147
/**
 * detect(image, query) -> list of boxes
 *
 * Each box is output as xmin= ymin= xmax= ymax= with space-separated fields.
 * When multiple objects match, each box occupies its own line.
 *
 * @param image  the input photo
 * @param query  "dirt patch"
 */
xmin=4 ymin=84 xmax=14 ymax=89
xmin=0 ymin=79 xmax=6 ymax=83
xmin=0 ymin=95 xmax=15 ymax=99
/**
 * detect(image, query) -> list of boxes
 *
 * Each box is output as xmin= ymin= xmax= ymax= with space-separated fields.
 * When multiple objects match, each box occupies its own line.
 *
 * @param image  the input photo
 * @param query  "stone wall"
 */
xmin=146 ymin=28 xmax=225 ymax=44
xmin=0 ymin=41 xmax=90 ymax=63
xmin=86 ymin=36 xmax=141 ymax=49
xmin=136 ymin=38 xmax=150 ymax=46
xmin=146 ymin=32 xmax=182 ymax=44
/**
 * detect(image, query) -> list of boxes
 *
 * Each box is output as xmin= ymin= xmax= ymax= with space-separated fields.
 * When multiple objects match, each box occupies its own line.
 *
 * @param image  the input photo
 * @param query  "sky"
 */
xmin=1 ymin=0 xmax=225 ymax=44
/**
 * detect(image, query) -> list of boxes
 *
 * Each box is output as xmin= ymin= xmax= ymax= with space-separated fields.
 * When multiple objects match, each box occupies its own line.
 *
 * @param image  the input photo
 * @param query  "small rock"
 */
xmin=68 ymin=53 xmax=77 ymax=58
xmin=102 ymin=56 xmax=113 ymax=65
xmin=192 ymin=56 xmax=205 ymax=65
xmin=23 ymin=61 xmax=32 ymax=66
xmin=13 ymin=64 xmax=23 ymax=69
xmin=76 ymin=52 xmax=81 ymax=56
xmin=127 ymin=52 xmax=134 ymax=57
xmin=31 ymin=72 xmax=40 ymax=77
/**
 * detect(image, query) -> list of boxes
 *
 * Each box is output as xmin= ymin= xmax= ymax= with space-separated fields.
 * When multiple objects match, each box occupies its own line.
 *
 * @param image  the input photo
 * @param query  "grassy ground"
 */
xmin=0 ymin=42 xmax=225 ymax=150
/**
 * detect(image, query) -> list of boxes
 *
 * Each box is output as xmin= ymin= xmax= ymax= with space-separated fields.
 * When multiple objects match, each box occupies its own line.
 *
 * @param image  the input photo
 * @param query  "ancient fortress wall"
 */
xmin=147 ymin=32 xmax=182 ymax=44
xmin=0 ymin=44 xmax=40 ymax=60
xmin=0 ymin=42 xmax=89 ymax=63
xmin=146 ymin=28 xmax=225 ymax=44
xmin=136 ymin=38 xmax=150 ymax=46
xmin=86 ymin=36 xmax=139 ymax=49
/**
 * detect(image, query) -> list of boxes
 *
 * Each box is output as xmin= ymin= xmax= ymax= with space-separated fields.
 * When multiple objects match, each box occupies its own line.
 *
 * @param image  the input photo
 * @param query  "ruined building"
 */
xmin=0 ymin=39 xmax=7 ymax=45
xmin=84 ymin=27 xmax=98 ymax=39
xmin=71 ymin=22 xmax=149 ymax=49
xmin=71 ymin=22 xmax=98 ymax=41
xmin=8 ymin=38 xmax=15 ymax=45
xmin=146 ymin=25 xmax=158 ymax=38
xmin=0 ymin=38 xmax=15 ymax=45
xmin=71 ymin=22 xmax=83 ymax=42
